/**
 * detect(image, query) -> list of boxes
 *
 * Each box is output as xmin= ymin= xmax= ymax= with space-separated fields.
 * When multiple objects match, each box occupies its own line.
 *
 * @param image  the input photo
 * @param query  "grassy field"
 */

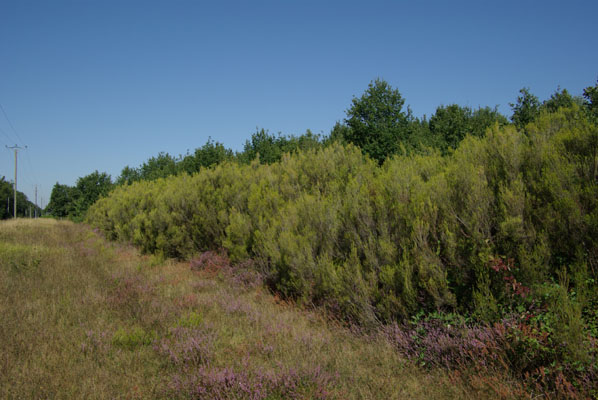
xmin=0 ymin=219 xmax=523 ymax=399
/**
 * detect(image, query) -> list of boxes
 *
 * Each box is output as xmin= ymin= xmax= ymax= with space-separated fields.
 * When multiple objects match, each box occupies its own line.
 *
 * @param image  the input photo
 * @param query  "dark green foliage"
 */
xmin=342 ymin=80 xmax=506 ymax=160
xmin=510 ymin=87 xmax=541 ymax=129
xmin=73 ymin=171 xmax=113 ymax=218
xmin=179 ymin=138 xmax=234 ymax=174
xmin=115 ymin=165 xmax=140 ymax=186
xmin=343 ymin=79 xmax=412 ymax=163
xmin=325 ymin=122 xmax=350 ymax=145
xmin=238 ymin=128 xmax=323 ymax=164
xmin=541 ymin=87 xmax=583 ymax=113
xmin=239 ymin=129 xmax=284 ymax=164
xmin=45 ymin=183 xmax=78 ymax=218
xmin=114 ymin=131 xmax=322 ymax=188
xmin=116 ymin=153 xmax=178 ymax=185
xmin=47 ymin=171 xmax=113 ymax=220
xmin=0 ymin=176 xmax=39 ymax=219
xmin=138 ymin=152 xmax=178 ymax=181
xmin=429 ymin=104 xmax=471 ymax=151
xmin=427 ymin=104 xmax=506 ymax=153
xmin=470 ymin=106 xmax=509 ymax=136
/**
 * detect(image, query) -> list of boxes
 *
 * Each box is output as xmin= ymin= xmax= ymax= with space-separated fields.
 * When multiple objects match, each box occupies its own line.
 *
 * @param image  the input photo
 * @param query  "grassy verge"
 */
xmin=0 ymin=219 xmax=523 ymax=399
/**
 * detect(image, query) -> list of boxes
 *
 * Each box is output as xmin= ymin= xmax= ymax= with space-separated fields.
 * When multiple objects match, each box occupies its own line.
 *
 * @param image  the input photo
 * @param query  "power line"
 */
xmin=0 ymin=102 xmax=40 ymax=202
xmin=0 ymin=124 xmax=14 ymax=146
xmin=23 ymin=148 xmax=38 ymax=188
xmin=0 ymin=103 xmax=25 ymax=145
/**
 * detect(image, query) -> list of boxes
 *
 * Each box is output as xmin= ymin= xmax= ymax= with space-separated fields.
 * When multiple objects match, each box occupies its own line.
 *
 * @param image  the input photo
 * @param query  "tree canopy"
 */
xmin=0 ymin=176 xmax=39 ymax=219
xmin=46 ymin=171 xmax=112 ymax=220
xmin=510 ymin=87 xmax=541 ymax=129
xmin=343 ymin=79 xmax=411 ymax=163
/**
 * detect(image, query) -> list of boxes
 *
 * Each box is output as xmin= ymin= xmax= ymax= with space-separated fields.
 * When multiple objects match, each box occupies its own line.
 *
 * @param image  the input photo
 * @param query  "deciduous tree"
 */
xmin=344 ymin=79 xmax=410 ymax=163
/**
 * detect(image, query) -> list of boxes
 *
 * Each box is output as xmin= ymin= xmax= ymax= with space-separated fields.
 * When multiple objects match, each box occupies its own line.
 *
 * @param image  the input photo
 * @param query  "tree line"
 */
xmin=46 ymin=79 xmax=597 ymax=220
xmin=0 ymin=176 xmax=41 ymax=219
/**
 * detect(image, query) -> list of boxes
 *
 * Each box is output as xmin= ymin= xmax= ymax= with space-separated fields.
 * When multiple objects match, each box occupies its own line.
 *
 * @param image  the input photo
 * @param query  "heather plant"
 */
xmin=386 ymin=312 xmax=598 ymax=398
xmin=154 ymin=326 xmax=215 ymax=367
xmin=163 ymin=364 xmax=336 ymax=400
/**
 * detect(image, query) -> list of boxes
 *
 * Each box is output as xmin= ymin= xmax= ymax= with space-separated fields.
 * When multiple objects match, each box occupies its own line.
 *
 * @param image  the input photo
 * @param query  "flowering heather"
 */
xmin=385 ymin=319 xmax=507 ymax=370
xmin=81 ymin=329 xmax=111 ymax=357
xmin=107 ymin=271 xmax=154 ymax=308
xmin=154 ymin=327 xmax=215 ymax=367
xmin=191 ymin=251 xmax=263 ymax=289
xmin=385 ymin=316 xmax=598 ymax=398
xmin=163 ymin=364 xmax=336 ymax=400
xmin=218 ymin=293 xmax=258 ymax=317
xmin=190 ymin=251 xmax=230 ymax=273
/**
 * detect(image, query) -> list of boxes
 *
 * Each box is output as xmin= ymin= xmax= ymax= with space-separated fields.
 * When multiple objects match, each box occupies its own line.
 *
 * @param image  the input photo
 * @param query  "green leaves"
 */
xmin=344 ymin=79 xmax=410 ymax=163
xmin=510 ymin=87 xmax=541 ymax=129
xmin=429 ymin=104 xmax=508 ymax=153
xmin=46 ymin=171 xmax=113 ymax=221
xmin=88 ymin=106 xmax=598 ymax=328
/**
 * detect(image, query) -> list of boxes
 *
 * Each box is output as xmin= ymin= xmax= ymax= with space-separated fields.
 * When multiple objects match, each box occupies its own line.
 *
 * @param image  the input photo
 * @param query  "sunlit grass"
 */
xmin=0 ymin=219 xmax=523 ymax=399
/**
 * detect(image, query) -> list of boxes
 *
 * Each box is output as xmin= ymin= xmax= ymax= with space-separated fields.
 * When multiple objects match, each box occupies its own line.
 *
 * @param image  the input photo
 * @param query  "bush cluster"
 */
xmin=89 ymin=105 xmax=597 ymax=325
xmin=86 ymin=104 xmax=598 ymax=395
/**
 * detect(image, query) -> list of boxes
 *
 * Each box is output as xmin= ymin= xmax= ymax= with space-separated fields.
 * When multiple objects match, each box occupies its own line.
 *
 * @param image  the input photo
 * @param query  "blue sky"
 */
xmin=1 ymin=0 xmax=597 ymax=205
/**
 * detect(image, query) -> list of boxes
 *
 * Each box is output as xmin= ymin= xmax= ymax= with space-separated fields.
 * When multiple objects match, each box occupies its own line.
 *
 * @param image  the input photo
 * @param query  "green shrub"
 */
xmin=88 ymin=108 xmax=598 ymax=329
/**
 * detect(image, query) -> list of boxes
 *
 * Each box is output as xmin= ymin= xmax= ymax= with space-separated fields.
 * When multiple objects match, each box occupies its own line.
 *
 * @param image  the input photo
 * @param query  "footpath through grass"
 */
xmin=0 ymin=219 xmax=522 ymax=399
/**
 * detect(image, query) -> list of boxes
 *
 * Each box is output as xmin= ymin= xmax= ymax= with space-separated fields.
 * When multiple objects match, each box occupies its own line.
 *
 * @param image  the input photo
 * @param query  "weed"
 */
xmin=112 ymin=326 xmax=157 ymax=349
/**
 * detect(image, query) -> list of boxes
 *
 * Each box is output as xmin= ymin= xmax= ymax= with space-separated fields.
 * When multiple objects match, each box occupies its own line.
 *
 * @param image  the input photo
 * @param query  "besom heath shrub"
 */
xmin=88 ymin=105 xmax=598 ymax=326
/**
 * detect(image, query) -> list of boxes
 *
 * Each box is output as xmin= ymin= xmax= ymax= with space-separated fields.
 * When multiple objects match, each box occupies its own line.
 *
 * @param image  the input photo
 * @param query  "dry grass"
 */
xmin=0 ymin=219 xmax=524 ymax=399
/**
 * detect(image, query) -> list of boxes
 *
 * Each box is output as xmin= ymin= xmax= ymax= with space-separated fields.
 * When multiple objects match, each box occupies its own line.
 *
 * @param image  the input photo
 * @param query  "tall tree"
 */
xmin=470 ymin=106 xmax=508 ymax=136
xmin=179 ymin=138 xmax=234 ymax=174
xmin=73 ymin=171 xmax=113 ymax=219
xmin=239 ymin=129 xmax=322 ymax=164
xmin=344 ymin=79 xmax=410 ymax=163
xmin=239 ymin=129 xmax=283 ymax=164
xmin=429 ymin=104 xmax=471 ymax=152
xmin=116 ymin=165 xmax=141 ymax=186
xmin=542 ymin=87 xmax=579 ymax=113
xmin=510 ymin=87 xmax=541 ymax=129
xmin=46 ymin=182 xmax=78 ymax=218
xmin=139 ymin=153 xmax=178 ymax=181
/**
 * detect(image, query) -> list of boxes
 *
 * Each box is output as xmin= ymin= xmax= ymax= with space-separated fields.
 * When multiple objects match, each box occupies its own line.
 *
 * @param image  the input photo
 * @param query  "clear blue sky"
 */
xmin=1 ymin=0 xmax=597 ymax=206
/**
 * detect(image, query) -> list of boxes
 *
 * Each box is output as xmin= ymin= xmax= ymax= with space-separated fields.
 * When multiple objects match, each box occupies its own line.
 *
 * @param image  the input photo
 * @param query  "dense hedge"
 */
xmin=88 ymin=105 xmax=598 ymax=326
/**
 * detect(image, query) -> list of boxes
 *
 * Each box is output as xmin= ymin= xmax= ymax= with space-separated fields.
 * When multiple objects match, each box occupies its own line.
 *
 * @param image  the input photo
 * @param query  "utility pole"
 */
xmin=6 ymin=144 xmax=27 ymax=218
xmin=34 ymin=185 xmax=38 ymax=218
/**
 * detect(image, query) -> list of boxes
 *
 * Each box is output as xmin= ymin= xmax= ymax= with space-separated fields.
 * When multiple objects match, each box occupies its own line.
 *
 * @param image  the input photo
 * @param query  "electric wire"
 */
xmin=0 ymin=124 xmax=15 ymax=146
xmin=0 ymin=102 xmax=39 ymax=205
xmin=0 ymin=102 xmax=26 ymax=146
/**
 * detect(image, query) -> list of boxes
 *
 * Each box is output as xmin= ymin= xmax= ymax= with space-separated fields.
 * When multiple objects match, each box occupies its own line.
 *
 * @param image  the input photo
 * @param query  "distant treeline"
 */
xmin=87 ymin=95 xmax=598 ymax=323
xmin=0 ymin=176 xmax=41 ymax=219
xmin=47 ymin=80 xmax=595 ymax=221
